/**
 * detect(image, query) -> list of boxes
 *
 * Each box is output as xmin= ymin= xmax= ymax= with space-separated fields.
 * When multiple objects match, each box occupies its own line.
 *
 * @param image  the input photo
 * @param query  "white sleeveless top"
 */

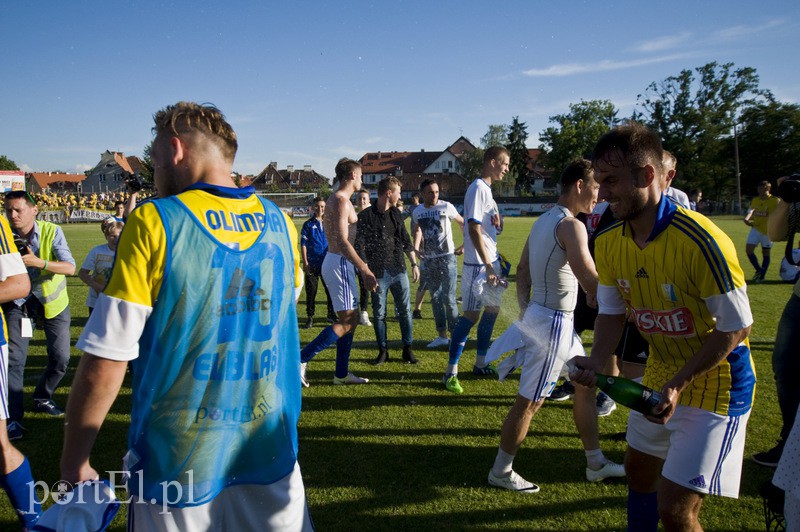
xmin=529 ymin=204 xmax=578 ymax=312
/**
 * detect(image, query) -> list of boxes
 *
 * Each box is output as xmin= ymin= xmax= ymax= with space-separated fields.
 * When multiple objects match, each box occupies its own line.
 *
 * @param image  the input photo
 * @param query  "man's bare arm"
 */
xmin=60 ymin=354 xmax=129 ymax=484
xmin=0 ymin=273 xmax=29 ymax=304
xmin=559 ymin=218 xmax=598 ymax=304
xmin=413 ymin=224 xmax=423 ymax=257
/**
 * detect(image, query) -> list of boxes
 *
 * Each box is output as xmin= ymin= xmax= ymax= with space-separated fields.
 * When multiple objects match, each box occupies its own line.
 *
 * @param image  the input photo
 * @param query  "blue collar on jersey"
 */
xmin=182 ymin=182 xmax=255 ymax=199
xmin=644 ymin=194 xmax=677 ymax=242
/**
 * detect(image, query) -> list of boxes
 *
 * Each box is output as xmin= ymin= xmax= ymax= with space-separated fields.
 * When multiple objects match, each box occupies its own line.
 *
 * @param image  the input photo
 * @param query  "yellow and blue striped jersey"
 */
xmin=105 ymin=184 xmax=302 ymax=307
xmin=595 ymin=197 xmax=755 ymax=416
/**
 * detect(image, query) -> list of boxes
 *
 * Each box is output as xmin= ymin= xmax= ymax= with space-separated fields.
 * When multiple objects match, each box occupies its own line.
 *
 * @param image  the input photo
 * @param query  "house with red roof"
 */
xmin=26 ymin=172 xmax=86 ymax=193
xmin=359 ymin=136 xmax=476 ymax=199
xmin=250 ymin=163 xmax=329 ymax=192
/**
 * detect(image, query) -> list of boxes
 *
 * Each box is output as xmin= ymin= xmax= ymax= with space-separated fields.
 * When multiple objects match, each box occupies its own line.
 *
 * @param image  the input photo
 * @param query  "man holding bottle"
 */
xmin=571 ymin=122 xmax=755 ymax=531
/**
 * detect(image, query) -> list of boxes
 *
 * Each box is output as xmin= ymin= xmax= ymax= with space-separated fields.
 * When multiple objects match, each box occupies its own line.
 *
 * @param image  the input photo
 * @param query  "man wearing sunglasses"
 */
xmin=2 ymin=190 xmax=76 ymax=439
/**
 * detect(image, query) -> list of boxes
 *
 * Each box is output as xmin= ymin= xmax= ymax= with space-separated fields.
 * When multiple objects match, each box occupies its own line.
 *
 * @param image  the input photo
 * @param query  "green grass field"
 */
xmin=0 ymin=215 xmax=789 ymax=530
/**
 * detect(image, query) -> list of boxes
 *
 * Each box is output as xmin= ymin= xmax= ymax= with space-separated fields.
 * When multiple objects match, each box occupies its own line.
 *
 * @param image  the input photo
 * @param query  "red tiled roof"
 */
xmin=27 ymin=172 xmax=86 ymax=189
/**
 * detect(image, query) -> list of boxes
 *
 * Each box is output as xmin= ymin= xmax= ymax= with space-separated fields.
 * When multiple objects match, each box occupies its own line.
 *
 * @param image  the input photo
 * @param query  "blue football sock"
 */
xmin=448 ymin=317 xmax=474 ymax=365
xmin=476 ymin=311 xmax=499 ymax=358
xmin=300 ymin=326 xmax=340 ymax=363
xmin=0 ymin=456 xmax=41 ymax=528
xmin=334 ymin=333 xmax=354 ymax=379
xmin=761 ymin=256 xmax=770 ymax=275
xmin=746 ymin=253 xmax=760 ymax=272
xmin=627 ymin=488 xmax=658 ymax=532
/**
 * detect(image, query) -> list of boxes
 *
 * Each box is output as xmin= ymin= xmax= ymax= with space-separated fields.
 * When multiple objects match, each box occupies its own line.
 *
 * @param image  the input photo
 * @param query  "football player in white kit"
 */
xmin=486 ymin=159 xmax=625 ymax=492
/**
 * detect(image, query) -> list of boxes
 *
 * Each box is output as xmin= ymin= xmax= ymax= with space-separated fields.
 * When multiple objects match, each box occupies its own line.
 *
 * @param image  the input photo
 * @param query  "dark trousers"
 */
xmin=306 ymin=263 xmax=335 ymax=319
xmin=2 ymin=298 xmax=71 ymax=421
xmin=774 ymin=293 xmax=800 ymax=442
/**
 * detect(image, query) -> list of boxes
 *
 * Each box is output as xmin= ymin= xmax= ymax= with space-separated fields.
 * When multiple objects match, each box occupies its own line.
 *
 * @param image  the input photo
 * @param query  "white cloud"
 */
xmin=75 ymin=163 xmax=93 ymax=172
xmin=630 ymin=32 xmax=692 ymax=53
xmin=712 ymin=19 xmax=785 ymax=41
xmin=522 ymin=54 xmax=691 ymax=77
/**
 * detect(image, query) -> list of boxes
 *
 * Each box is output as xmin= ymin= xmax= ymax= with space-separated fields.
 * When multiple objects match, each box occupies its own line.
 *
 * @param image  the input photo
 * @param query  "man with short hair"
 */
xmin=59 ymin=101 xmax=313 ymax=530
xmin=744 ymin=180 xmax=780 ymax=282
xmin=300 ymin=197 xmax=336 ymax=328
xmin=661 ymin=150 xmax=690 ymax=209
xmin=689 ymin=189 xmax=702 ymax=211
xmin=301 ymin=159 xmax=377 ymax=385
xmin=486 ymin=160 xmax=625 ymax=492
xmin=3 ymin=191 xmax=76 ymax=430
xmin=356 ymin=176 xmax=419 ymax=365
xmin=412 ymin=179 xmax=463 ymax=348
xmin=444 ymin=146 xmax=508 ymax=393
xmin=571 ymin=122 xmax=754 ymax=531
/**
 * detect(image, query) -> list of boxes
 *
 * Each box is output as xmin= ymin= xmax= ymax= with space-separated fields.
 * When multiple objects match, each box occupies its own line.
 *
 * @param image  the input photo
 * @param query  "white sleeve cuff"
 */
xmin=0 ymin=253 xmax=27 ymax=282
xmin=597 ymin=283 xmax=627 ymax=315
xmin=704 ymin=286 xmax=754 ymax=332
xmin=76 ymin=294 xmax=152 ymax=361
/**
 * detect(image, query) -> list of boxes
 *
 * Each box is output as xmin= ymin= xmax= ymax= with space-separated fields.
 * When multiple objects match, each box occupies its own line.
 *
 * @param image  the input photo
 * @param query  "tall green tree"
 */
xmin=507 ymin=116 xmax=531 ymax=194
xmin=457 ymin=147 xmax=483 ymax=181
xmin=736 ymin=101 xmax=800 ymax=195
xmin=538 ymin=100 xmax=618 ymax=178
xmin=634 ymin=61 xmax=771 ymax=201
xmin=481 ymin=124 xmax=508 ymax=149
xmin=0 ymin=155 xmax=19 ymax=171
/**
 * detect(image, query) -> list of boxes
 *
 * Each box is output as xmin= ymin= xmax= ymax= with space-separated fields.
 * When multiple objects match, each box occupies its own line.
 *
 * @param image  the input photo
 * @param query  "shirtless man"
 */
xmin=300 ymin=159 xmax=377 ymax=386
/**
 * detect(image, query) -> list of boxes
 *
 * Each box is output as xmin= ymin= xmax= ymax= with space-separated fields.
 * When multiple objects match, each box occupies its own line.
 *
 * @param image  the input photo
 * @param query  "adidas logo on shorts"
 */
xmin=635 ymin=267 xmax=649 ymax=279
xmin=689 ymin=475 xmax=707 ymax=489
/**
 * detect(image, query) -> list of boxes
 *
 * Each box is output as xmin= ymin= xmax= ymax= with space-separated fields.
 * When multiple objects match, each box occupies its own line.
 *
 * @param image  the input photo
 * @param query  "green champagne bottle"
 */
xmin=595 ymin=374 xmax=663 ymax=417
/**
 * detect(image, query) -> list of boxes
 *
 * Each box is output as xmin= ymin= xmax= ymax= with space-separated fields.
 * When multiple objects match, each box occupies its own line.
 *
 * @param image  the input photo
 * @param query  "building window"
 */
xmin=448 ymin=161 xmax=453 ymax=168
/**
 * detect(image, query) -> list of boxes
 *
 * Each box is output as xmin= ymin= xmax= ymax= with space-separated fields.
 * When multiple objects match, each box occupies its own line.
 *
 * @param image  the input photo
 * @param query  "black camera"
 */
xmin=124 ymin=172 xmax=153 ymax=193
xmin=13 ymin=235 xmax=30 ymax=255
xmin=777 ymin=174 xmax=800 ymax=203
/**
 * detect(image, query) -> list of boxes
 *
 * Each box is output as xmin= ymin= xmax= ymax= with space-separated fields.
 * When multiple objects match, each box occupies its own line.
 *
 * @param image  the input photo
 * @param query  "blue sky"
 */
xmin=2 ymin=1 xmax=798 ymax=179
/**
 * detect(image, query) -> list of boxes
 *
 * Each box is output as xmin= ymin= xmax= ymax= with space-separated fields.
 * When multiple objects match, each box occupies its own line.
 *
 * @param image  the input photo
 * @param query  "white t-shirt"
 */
xmin=80 ymin=243 xmax=117 ymax=307
xmin=463 ymin=178 xmax=498 ymax=266
xmin=665 ymin=187 xmax=691 ymax=209
xmin=412 ymin=200 xmax=460 ymax=258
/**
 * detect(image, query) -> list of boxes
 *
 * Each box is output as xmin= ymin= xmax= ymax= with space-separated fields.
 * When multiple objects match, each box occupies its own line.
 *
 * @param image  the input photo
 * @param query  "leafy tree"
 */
xmin=481 ymin=124 xmax=508 ymax=149
xmin=457 ymin=147 xmax=483 ymax=181
xmin=538 ymin=100 xmax=618 ymax=178
xmin=507 ymin=116 xmax=531 ymax=194
xmin=634 ymin=61 xmax=771 ymax=201
xmin=0 ymin=155 xmax=19 ymax=171
xmin=736 ymin=101 xmax=800 ymax=195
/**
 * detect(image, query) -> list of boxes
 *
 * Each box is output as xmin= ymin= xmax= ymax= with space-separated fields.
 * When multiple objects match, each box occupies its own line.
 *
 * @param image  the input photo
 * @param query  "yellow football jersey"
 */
xmin=595 ymin=199 xmax=755 ymax=416
xmin=749 ymin=195 xmax=780 ymax=234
